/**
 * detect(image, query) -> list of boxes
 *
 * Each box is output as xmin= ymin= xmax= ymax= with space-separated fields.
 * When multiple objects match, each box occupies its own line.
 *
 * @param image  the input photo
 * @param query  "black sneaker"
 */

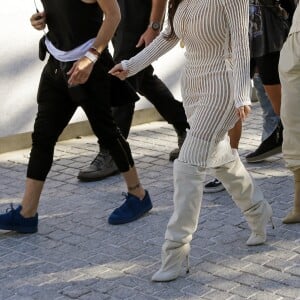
xmin=0 ymin=204 xmax=38 ymax=233
xmin=78 ymin=150 xmax=119 ymax=182
xmin=204 ymin=178 xmax=225 ymax=193
xmin=246 ymin=121 xmax=283 ymax=163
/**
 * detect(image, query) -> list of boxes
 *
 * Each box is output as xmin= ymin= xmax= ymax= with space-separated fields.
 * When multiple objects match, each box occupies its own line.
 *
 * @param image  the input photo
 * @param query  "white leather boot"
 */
xmin=152 ymin=160 xmax=205 ymax=282
xmin=213 ymin=150 xmax=273 ymax=246
xmin=152 ymin=241 xmax=190 ymax=282
xmin=283 ymin=169 xmax=300 ymax=224
xmin=245 ymin=201 xmax=273 ymax=246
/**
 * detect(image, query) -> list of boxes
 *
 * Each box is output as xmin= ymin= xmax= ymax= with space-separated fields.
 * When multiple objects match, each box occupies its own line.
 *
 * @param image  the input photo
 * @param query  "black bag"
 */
xmin=249 ymin=0 xmax=290 ymax=57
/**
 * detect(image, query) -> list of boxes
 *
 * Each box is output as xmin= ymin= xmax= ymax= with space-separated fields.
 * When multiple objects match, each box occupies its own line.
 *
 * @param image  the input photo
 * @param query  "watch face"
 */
xmin=151 ymin=22 xmax=160 ymax=31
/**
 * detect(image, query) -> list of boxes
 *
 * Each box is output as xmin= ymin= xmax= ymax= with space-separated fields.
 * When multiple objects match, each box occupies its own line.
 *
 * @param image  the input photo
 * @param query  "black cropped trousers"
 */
xmin=27 ymin=52 xmax=135 ymax=181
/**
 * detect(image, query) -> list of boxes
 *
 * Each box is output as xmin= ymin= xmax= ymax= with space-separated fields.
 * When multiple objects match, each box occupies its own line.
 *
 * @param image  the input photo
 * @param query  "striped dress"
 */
xmin=122 ymin=0 xmax=251 ymax=167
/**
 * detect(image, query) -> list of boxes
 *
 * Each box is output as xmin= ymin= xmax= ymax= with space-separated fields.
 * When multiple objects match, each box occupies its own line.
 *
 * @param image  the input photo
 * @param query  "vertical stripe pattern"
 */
xmin=123 ymin=0 xmax=251 ymax=167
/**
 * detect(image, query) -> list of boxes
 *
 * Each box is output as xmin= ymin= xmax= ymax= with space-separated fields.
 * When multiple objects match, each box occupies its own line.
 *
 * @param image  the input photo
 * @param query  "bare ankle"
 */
xmin=128 ymin=182 xmax=141 ymax=191
xmin=128 ymin=183 xmax=145 ymax=200
xmin=20 ymin=207 xmax=37 ymax=218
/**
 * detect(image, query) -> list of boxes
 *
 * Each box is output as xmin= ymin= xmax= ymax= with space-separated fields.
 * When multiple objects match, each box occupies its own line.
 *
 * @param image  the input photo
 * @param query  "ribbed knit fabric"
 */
xmin=123 ymin=0 xmax=251 ymax=166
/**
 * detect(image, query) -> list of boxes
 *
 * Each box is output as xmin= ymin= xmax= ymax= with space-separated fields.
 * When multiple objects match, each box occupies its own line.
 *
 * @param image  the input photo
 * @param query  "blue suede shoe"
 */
xmin=0 ymin=204 xmax=38 ymax=233
xmin=108 ymin=190 xmax=152 ymax=225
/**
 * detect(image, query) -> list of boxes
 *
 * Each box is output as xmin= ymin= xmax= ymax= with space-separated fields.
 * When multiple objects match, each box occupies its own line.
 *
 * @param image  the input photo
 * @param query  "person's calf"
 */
xmin=283 ymin=169 xmax=300 ymax=224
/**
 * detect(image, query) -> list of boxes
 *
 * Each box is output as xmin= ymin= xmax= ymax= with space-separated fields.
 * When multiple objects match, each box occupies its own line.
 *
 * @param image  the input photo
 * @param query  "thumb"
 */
xmin=108 ymin=64 xmax=123 ymax=75
xmin=67 ymin=63 xmax=76 ymax=75
xmin=136 ymin=37 xmax=144 ymax=48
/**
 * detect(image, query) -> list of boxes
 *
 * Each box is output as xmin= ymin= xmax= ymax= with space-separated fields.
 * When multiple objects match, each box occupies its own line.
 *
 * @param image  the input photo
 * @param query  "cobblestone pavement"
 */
xmin=0 ymin=102 xmax=299 ymax=300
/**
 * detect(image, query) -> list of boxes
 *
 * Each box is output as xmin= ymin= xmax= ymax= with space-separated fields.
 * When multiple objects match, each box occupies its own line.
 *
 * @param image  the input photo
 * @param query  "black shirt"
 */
xmin=42 ymin=0 xmax=102 ymax=51
xmin=112 ymin=0 xmax=152 ymax=62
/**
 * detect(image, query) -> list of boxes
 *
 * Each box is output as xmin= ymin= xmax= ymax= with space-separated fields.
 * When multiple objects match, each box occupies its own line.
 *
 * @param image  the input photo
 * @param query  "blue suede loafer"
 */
xmin=108 ymin=190 xmax=152 ymax=225
xmin=0 ymin=204 xmax=38 ymax=233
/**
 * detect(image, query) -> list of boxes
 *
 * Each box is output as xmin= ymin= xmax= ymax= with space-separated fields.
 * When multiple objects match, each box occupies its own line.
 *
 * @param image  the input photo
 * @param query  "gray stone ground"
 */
xmin=0 ymin=102 xmax=299 ymax=300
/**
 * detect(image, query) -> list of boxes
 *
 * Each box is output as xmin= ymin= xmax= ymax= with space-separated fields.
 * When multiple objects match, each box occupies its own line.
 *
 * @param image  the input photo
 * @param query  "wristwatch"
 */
xmin=149 ymin=21 xmax=161 ymax=31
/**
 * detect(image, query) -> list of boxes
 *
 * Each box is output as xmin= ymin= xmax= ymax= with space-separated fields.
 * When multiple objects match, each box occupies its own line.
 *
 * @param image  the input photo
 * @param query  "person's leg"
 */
xmin=0 ymin=58 xmax=76 ymax=232
xmin=245 ymin=119 xmax=283 ymax=162
xmin=111 ymin=103 xmax=135 ymax=139
xmin=259 ymin=52 xmax=282 ymax=116
xmin=283 ymin=169 xmax=300 ymax=223
xmin=83 ymin=100 xmax=152 ymax=225
xmin=228 ymin=119 xmax=242 ymax=149
xmin=22 ymin=62 xmax=76 ymax=214
xmin=253 ymin=73 xmax=279 ymax=141
xmin=137 ymin=65 xmax=189 ymax=161
xmin=204 ymin=119 xmax=242 ymax=193
xmin=20 ymin=179 xmax=44 ymax=218
xmin=263 ymin=84 xmax=281 ymax=116
xmin=85 ymin=115 xmax=144 ymax=200
xmin=213 ymin=150 xmax=273 ymax=245
xmin=279 ymin=33 xmax=300 ymax=223
xmin=152 ymin=101 xmax=237 ymax=281
xmin=79 ymin=57 xmax=152 ymax=224
xmin=77 ymin=102 xmax=135 ymax=182
xmin=79 ymin=87 xmax=138 ymax=191
xmin=152 ymin=159 xmax=206 ymax=282
xmin=152 ymin=149 xmax=273 ymax=282
xmin=246 ymin=53 xmax=283 ymax=163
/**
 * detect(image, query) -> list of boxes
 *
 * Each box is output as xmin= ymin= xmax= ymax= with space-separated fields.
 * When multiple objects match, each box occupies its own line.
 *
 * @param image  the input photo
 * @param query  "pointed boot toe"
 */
xmin=246 ymin=232 xmax=266 ymax=246
xmin=151 ymin=268 xmax=179 ymax=282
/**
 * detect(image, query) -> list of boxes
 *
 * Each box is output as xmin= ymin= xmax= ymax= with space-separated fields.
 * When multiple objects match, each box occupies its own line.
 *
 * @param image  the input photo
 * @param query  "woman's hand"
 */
xmin=30 ymin=12 xmax=46 ymax=30
xmin=67 ymin=57 xmax=94 ymax=87
xmin=236 ymin=105 xmax=251 ymax=122
xmin=108 ymin=63 xmax=129 ymax=80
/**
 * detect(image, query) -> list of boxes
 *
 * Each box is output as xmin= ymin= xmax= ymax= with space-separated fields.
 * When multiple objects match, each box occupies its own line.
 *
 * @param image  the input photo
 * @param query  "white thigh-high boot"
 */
xmin=152 ymin=160 xmax=206 ymax=282
xmin=213 ymin=150 xmax=273 ymax=246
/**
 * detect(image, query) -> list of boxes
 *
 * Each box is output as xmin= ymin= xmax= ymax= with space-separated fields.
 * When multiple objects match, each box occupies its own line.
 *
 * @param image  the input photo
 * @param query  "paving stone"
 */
xmin=181 ymin=283 xmax=212 ymax=297
xmin=249 ymin=291 xmax=283 ymax=300
xmin=206 ymin=277 xmax=240 ymax=292
xmin=61 ymin=285 xmax=93 ymax=299
xmin=7 ymin=296 xmax=34 ymax=300
xmin=276 ymin=286 xmax=300 ymax=299
xmin=126 ymin=295 xmax=159 ymax=300
xmin=107 ymin=285 xmax=137 ymax=299
xmin=79 ymin=292 xmax=111 ymax=300
xmin=230 ymin=285 xmax=260 ymax=298
xmin=201 ymin=289 xmax=236 ymax=300
xmin=285 ymin=265 xmax=300 ymax=276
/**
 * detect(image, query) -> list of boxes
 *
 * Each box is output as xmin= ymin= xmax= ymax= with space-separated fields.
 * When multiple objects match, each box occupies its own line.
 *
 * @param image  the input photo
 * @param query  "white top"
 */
xmin=45 ymin=37 xmax=95 ymax=62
